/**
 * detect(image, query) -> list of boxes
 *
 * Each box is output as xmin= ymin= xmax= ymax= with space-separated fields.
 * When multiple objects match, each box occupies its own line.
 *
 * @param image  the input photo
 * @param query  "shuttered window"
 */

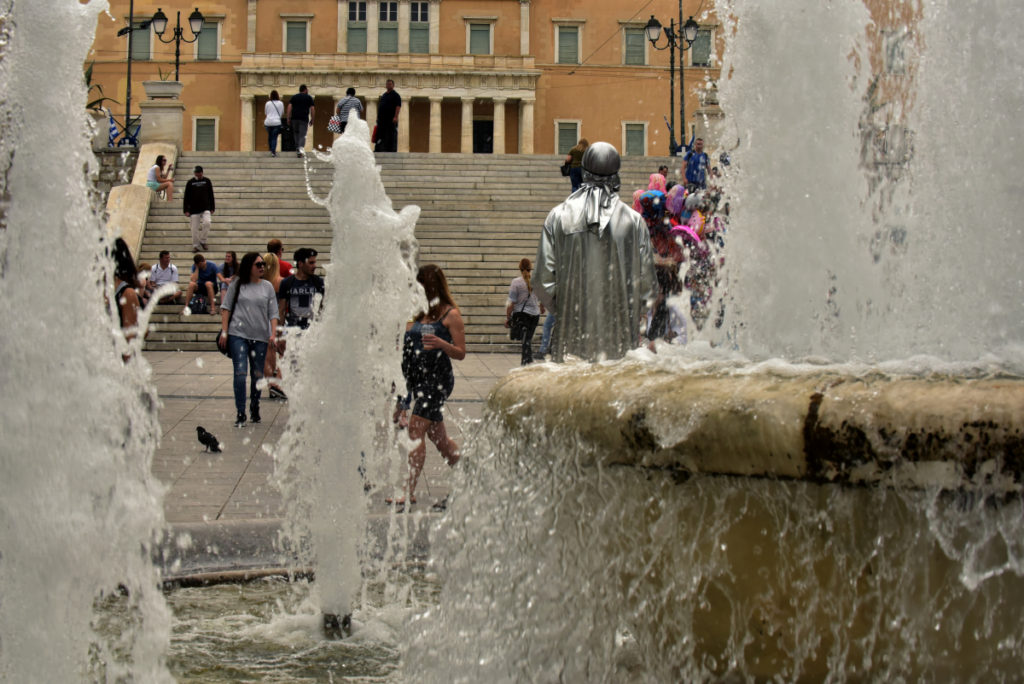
xmin=285 ymin=21 xmax=307 ymax=52
xmin=195 ymin=119 xmax=216 ymax=151
xmin=347 ymin=2 xmax=366 ymax=52
xmin=196 ymin=21 xmax=218 ymax=60
xmin=691 ymin=29 xmax=712 ymax=67
xmin=557 ymin=26 xmax=578 ymax=64
xmin=409 ymin=1 xmax=428 ymax=53
xmin=378 ymin=1 xmax=398 ymax=53
xmin=625 ymin=124 xmax=645 ymax=156
xmin=557 ymin=122 xmax=578 ymax=155
xmin=130 ymin=21 xmax=150 ymax=60
xmin=624 ymin=27 xmax=645 ymax=65
xmin=469 ymin=24 xmax=490 ymax=55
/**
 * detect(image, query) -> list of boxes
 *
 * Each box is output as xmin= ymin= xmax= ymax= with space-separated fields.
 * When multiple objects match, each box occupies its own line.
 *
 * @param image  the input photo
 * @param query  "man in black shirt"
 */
xmin=278 ymin=247 xmax=324 ymax=330
xmin=183 ymin=165 xmax=215 ymax=252
xmin=287 ymin=84 xmax=315 ymax=157
xmin=375 ymin=79 xmax=402 ymax=153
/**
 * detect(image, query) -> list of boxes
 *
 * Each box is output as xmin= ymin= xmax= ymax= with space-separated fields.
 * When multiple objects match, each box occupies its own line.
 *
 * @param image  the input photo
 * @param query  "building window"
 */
xmin=410 ymin=1 xmax=429 ymax=53
xmin=379 ymin=1 xmax=398 ymax=53
xmin=195 ymin=20 xmax=219 ymax=61
xmin=624 ymin=123 xmax=646 ymax=156
xmin=556 ymin=121 xmax=580 ymax=155
xmin=557 ymin=25 xmax=579 ymax=65
xmin=129 ymin=20 xmax=151 ymax=61
xmin=284 ymin=20 xmax=309 ymax=53
xmin=469 ymin=23 xmax=491 ymax=55
xmin=690 ymin=28 xmax=713 ymax=67
xmin=348 ymin=2 xmax=367 ymax=53
xmin=194 ymin=118 xmax=217 ymax=151
xmin=623 ymin=26 xmax=645 ymax=65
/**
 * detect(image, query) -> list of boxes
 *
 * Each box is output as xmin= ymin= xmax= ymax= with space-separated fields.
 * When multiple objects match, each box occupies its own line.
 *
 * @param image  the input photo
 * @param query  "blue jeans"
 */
xmin=266 ymin=125 xmax=281 ymax=153
xmin=569 ymin=167 xmax=583 ymax=193
xmin=539 ymin=313 xmax=556 ymax=355
xmin=228 ymin=335 xmax=268 ymax=416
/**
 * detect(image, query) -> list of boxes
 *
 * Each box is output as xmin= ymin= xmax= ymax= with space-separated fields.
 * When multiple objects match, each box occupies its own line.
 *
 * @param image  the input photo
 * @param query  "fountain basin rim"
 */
xmin=487 ymin=362 xmax=1024 ymax=491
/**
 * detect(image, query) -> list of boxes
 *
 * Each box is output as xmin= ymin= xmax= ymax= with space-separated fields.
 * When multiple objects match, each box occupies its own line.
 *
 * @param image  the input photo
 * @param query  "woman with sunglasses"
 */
xmin=218 ymin=252 xmax=279 ymax=427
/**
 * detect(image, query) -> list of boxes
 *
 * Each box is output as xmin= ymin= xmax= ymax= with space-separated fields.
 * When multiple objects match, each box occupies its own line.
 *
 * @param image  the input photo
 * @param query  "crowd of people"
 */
xmin=117 ymin=126 xmax=729 ymax=507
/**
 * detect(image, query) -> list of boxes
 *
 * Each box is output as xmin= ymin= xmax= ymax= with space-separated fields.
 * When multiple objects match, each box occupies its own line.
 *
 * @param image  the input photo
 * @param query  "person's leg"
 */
xmin=160 ymin=180 xmax=173 ymax=201
xmin=521 ymin=316 xmax=539 ymax=365
xmin=268 ymin=125 xmax=279 ymax=155
xmin=189 ymin=213 xmax=202 ymax=251
xmin=248 ymin=340 xmax=268 ymax=422
xmin=426 ymin=419 xmax=459 ymax=467
xmin=182 ymin=281 xmax=197 ymax=312
xmin=203 ymin=281 xmax=217 ymax=314
xmin=539 ymin=313 xmax=555 ymax=356
xmin=404 ymin=413 xmax=430 ymax=501
xmin=199 ymin=210 xmax=211 ymax=249
xmin=227 ymin=335 xmax=249 ymax=423
xmin=293 ymin=120 xmax=307 ymax=154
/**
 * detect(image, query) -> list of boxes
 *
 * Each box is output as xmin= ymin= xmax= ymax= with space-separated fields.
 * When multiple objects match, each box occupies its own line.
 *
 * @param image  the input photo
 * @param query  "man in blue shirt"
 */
xmin=682 ymin=135 xmax=710 ymax=190
xmin=182 ymin=253 xmax=220 ymax=315
xmin=287 ymin=84 xmax=316 ymax=157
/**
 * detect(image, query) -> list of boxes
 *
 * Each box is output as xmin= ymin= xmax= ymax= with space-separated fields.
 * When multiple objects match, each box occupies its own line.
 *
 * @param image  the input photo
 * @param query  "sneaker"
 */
xmin=234 ymin=413 xmax=246 ymax=428
xmin=200 ymin=242 xmax=209 ymax=250
xmin=270 ymin=151 xmax=277 ymax=157
xmin=297 ymin=151 xmax=304 ymax=157
xmin=250 ymin=406 xmax=261 ymax=424
xmin=269 ymin=386 xmax=287 ymax=401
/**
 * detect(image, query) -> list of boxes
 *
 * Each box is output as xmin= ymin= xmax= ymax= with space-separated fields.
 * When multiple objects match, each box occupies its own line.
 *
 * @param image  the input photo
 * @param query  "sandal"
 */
xmin=384 ymin=496 xmax=416 ymax=506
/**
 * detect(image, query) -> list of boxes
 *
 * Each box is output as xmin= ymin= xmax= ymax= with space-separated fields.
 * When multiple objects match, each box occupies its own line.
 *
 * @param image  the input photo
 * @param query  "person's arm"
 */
xmin=218 ymin=306 xmax=230 ymax=349
xmin=190 ymin=267 xmax=199 ymax=284
xmin=267 ymin=285 xmax=280 ymax=344
xmin=277 ymin=283 xmax=289 ymax=324
xmin=208 ymin=180 xmax=214 ymax=214
xmin=442 ymin=309 xmax=466 ymax=360
xmin=309 ymin=104 xmax=315 ymax=122
xmin=286 ymin=102 xmax=292 ymax=122
xmin=120 ymin=287 xmax=140 ymax=341
xmin=182 ymin=180 xmax=191 ymax=215
xmin=393 ymin=102 xmax=401 ymax=124
xmin=505 ymin=279 xmax=520 ymax=327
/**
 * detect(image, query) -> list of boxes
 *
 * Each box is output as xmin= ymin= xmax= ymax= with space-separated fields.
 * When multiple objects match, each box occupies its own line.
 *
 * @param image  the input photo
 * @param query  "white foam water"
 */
xmin=0 ymin=1 xmax=171 ymax=680
xmin=272 ymin=113 xmax=424 ymax=620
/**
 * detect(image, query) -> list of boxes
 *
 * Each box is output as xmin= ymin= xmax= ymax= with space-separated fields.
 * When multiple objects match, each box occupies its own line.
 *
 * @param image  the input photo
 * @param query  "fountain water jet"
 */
xmin=0 ymin=1 xmax=171 ymax=680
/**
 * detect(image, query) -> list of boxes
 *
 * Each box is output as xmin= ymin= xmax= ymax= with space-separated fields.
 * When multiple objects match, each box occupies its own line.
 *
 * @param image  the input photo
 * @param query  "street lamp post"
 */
xmin=645 ymin=10 xmax=700 ymax=155
xmin=115 ymin=0 xmax=152 ymax=144
xmin=151 ymin=7 xmax=205 ymax=82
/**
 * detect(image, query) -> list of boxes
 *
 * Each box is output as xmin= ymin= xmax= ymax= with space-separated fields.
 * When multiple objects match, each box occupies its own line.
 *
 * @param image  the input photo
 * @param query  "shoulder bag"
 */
xmin=215 ymin=282 xmax=238 ymax=356
xmin=509 ymin=299 xmax=530 ymax=341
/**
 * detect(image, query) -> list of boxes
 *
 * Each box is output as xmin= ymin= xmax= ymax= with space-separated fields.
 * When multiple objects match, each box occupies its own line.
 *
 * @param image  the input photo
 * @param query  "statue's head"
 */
xmin=582 ymin=142 xmax=620 ymax=176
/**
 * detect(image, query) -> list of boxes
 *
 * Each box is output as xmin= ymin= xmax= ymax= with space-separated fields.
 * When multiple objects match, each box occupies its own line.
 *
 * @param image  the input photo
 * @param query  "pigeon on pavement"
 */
xmin=196 ymin=426 xmax=222 ymax=453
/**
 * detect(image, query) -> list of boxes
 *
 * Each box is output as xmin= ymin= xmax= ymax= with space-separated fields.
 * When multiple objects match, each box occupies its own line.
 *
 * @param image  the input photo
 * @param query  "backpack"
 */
xmin=188 ymin=293 xmax=208 ymax=314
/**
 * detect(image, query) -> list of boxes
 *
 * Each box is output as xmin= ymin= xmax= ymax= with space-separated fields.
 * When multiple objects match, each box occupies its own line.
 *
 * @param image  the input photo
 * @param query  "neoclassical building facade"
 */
xmin=89 ymin=0 xmax=722 ymax=156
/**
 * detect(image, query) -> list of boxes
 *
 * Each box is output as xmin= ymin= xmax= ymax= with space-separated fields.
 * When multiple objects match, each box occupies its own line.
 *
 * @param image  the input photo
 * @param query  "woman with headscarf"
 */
xmin=505 ymin=257 xmax=542 ymax=365
xmin=392 ymin=264 xmax=466 ymax=507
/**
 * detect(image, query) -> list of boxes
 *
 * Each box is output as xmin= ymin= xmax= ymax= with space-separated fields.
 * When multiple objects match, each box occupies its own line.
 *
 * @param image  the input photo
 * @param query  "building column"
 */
xmin=366 ymin=99 xmax=378 ymax=133
xmin=519 ymin=97 xmax=535 ymax=154
xmin=429 ymin=0 xmax=441 ymax=53
xmin=398 ymin=97 xmax=410 ymax=152
xmin=398 ymin=0 xmax=410 ymax=53
xmin=492 ymin=97 xmax=507 ymax=154
xmin=337 ymin=0 xmax=347 ymax=52
xmin=247 ymin=0 xmax=257 ymax=52
xmin=519 ymin=0 xmax=530 ymax=55
xmin=461 ymin=97 xmax=475 ymax=154
xmin=367 ymin=0 xmax=379 ymax=53
xmin=429 ymin=96 xmax=442 ymax=153
xmin=241 ymin=94 xmax=254 ymax=151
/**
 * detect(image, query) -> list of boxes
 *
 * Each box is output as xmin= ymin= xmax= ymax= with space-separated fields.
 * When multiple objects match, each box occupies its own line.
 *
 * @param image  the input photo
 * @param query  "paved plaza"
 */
xmin=147 ymin=350 xmax=521 ymax=527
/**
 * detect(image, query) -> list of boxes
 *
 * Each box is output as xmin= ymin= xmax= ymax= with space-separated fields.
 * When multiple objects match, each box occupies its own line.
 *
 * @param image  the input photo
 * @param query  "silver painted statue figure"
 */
xmin=534 ymin=142 xmax=657 ymax=362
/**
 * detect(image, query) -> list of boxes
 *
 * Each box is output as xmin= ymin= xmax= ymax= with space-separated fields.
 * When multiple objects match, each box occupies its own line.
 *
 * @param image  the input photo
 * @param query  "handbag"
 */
xmin=560 ymin=162 xmax=571 ymax=177
xmin=215 ymin=282 xmax=238 ymax=356
xmin=371 ymin=125 xmax=379 ymax=143
xmin=509 ymin=300 xmax=530 ymax=341
xmin=327 ymin=115 xmax=343 ymax=134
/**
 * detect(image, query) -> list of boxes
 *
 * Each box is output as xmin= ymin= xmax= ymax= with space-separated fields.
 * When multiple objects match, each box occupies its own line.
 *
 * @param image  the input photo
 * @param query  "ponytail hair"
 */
xmin=518 ymin=257 xmax=532 ymax=294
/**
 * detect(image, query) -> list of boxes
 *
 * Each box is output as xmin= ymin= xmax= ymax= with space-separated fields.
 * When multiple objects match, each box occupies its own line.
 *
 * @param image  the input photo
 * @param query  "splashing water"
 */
xmin=712 ymin=0 xmax=1024 ymax=365
xmin=272 ymin=113 xmax=424 ymax=621
xmin=0 ymin=1 xmax=171 ymax=680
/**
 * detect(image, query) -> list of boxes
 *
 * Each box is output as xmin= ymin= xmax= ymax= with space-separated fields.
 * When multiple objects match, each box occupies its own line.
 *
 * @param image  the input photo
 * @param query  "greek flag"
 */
xmin=107 ymin=109 xmax=118 ymax=148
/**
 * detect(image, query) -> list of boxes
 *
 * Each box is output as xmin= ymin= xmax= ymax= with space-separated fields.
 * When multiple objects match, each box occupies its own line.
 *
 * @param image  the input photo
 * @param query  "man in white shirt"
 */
xmin=149 ymin=250 xmax=181 ymax=303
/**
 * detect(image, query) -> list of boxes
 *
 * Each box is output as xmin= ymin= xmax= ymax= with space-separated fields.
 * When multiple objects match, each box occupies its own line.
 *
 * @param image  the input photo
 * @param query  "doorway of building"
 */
xmin=473 ymin=120 xmax=493 ymax=154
